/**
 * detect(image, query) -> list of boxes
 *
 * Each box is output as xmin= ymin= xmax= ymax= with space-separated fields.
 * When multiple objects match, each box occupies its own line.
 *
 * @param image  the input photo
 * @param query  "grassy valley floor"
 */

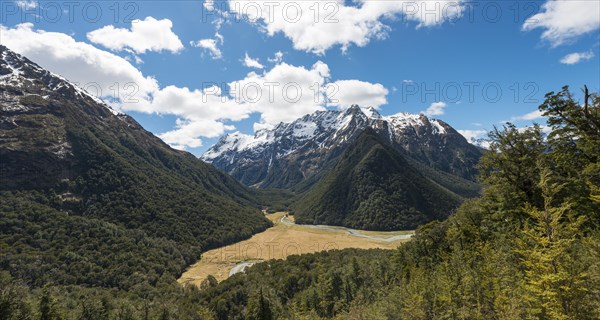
xmin=178 ymin=212 xmax=414 ymax=285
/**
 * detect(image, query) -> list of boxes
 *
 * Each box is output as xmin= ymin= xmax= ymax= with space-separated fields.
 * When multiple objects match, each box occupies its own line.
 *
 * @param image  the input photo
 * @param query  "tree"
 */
xmin=39 ymin=287 xmax=62 ymax=320
xmin=540 ymin=85 xmax=600 ymax=222
xmin=317 ymin=270 xmax=344 ymax=317
xmin=478 ymin=124 xmax=547 ymax=221
xmin=196 ymin=306 xmax=215 ymax=320
xmin=115 ymin=304 xmax=136 ymax=320
xmin=0 ymin=272 xmax=33 ymax=320
xmin=517 ymin=171 xmax=588 ymax=319
xmin=540 ymin=85 xmax=600 ymax=155
xmin=159 ymin=307 xmax=170 ymax=320
xmin=200 ymin=275 xmax=218 ymax=290
xmin=245 ymin=288 xmax=272 ymax=320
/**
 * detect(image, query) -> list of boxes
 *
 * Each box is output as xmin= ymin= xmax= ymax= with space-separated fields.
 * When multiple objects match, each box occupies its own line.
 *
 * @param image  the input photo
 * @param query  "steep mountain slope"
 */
xmin=293 ymin=128 xmax=462 ymax=230
xmin=202 ymin=105 xmax=482 ymax=192
xmin=0 ymin=46 xmax=271 ymax=288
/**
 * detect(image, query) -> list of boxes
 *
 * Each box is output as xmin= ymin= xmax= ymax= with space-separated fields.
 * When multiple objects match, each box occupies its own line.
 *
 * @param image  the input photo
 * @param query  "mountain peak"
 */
xmin=343 ymin=104 xmax=365 ymax=117
xmin=0 ymin=45 xmax=120 ymax=116
xmin=364 ymin=106 xmax=382 ymax=119
xmin=202 ymin=106 xmax=482 ymax=188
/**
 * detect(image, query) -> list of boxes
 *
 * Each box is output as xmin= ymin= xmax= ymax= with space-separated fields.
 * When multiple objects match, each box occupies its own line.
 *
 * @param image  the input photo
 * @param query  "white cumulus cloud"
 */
xmin=243 ymin=53 xmax=265 ymax=69
xmin=1 ymin=23 xmax=389 ymax=150
xmin=268 ymin=51 xmax=284 ymax=63
xmin=159 ymin=119 xmax=235 ymax=150
xmin=229 ymin=61 xmax=388 ymax=130
xmin=523 ymin=0 xmax=600 ymax=47
xmin=560 ymin=51 xmax=595 ymax=65
xmin=1 ymin=23 xmax=159 ymax=108
xmin=228 ymin=0 xmax=465 ymax=54
xmin=87 ymin=17 xmax=184 ymax=54
xmin=423 ymin=101 xmax=447 ymax=116
xmin=229 ymin=61 xmax=330 ymax=126
xmin=328 ymin=80 xmax=388 ymax=110
xmin=191 ymin=36 xmax=223 ymax=59
xmin=511 ymin=110 xmax=545 ymax=122
xmin=160 ymin=61 xmax=389 ymax=146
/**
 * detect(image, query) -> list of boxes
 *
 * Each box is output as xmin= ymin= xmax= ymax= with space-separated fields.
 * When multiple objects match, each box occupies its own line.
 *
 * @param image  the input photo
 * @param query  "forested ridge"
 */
xmin=0 ymin=45 xmax=275 ymax=315
xmin=293 ymin=128 xmax=463 ymax=230
xmin=2 ymin=86 xmax=599 ymax=319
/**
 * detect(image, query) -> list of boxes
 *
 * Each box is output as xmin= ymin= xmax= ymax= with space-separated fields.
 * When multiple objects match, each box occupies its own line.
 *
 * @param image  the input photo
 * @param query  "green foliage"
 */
xmin=479 ymin=123 xmax=547 ymax=213
xmin=539 ymin=85 xmax=600 ymax=223
xmin=39 ymin=286 xmax=62 ymax=320
xmin=0 ymin=191 xmax=196 ymax=289
xmin=1 ymin=69 xmax=274 ymax=291
xmin=64 ymin=124 xmax=271 ymax=252
xmin=517 ymin=171 xmax=591 ymax=319
xmin=197 ymin=249 xmax=396 ymax=319
xmin=245 ymin=288 xmax=273 ymax=320
xmin=0 ymin=272 xmax=33 ymax=320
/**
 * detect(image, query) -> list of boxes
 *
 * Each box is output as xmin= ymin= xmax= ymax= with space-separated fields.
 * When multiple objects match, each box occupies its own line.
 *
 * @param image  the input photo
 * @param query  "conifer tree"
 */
xmin=246 ymin=288 xmax=272 ymax=320
xmin=518 ymin=171 xmax=587 ymax=319
xmin=39 ymin=287 xmax=62 ymax=320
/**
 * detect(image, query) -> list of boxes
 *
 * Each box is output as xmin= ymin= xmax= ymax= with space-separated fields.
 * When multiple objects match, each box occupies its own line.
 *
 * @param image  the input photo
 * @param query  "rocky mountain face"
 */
xmin=0 ymin=45 xmax=271 ymax=254
xmin=202 ymin=105 xmax=483 ymax=191
xmin=293 ymin=128 xmax=463 ymax=230
xmin=1 ymin=45 xmax=119 ymax=190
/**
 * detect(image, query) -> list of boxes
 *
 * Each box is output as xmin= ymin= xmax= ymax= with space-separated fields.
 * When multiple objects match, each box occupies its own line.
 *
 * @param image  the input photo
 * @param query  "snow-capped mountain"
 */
xmin=0 ymin=46 xmax=121 ymax=116
xmin=202 ymin=105 xmax=482 ymax=189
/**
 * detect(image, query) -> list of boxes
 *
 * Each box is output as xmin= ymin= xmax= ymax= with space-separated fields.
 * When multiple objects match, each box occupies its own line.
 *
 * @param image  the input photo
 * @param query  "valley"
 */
xmin=178 ymin=211 xmax=414 ymax=285
xmin=1 ymin=22 xmax=599 ymax=318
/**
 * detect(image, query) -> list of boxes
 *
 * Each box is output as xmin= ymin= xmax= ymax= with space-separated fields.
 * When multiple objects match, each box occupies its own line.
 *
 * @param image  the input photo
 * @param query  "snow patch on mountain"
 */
xmin=292 ymin=120 xmax=318 ymax=138
xmin=363 ymin=106 xmax=382 ymax=119
xmin=385 ymin=112 xmax=424 ymax=129
xmin=431 ymin=120 xmax=447 ymax=134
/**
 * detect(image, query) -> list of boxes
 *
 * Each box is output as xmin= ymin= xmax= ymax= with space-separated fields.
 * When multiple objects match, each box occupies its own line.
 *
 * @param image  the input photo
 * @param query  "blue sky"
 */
xmin=1 ymin=0 xmax=599 ymax=155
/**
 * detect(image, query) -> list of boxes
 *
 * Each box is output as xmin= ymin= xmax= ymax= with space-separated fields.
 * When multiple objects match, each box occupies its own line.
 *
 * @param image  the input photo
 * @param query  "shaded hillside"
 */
xmin=0 ymin=46 xmax=271 ymax=289
xmin=293 ymin=128 xmax=462 ymax=230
